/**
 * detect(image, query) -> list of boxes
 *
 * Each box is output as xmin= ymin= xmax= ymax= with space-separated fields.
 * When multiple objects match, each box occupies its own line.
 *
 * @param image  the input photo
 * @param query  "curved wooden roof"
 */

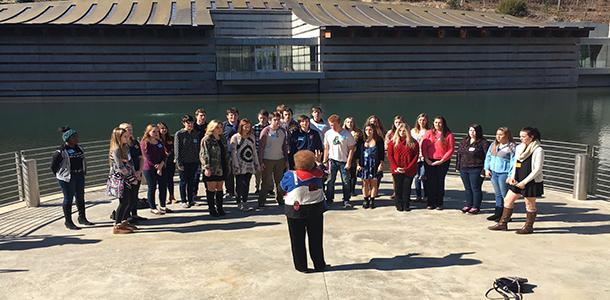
xmin=0 ymin=0 xmax=588 ymax=29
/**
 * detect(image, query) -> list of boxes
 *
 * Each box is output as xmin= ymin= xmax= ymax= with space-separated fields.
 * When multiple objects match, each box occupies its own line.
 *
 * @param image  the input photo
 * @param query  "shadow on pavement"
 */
xmin=0 ymin=269 xmax=28 ymax=274
xmin=0 ymin=235 xmax=101 ymax=251
xmin=140 ymin=221 xmax=281 ymax=234
xmin=329 ymin=252 xmax=481 ymax=272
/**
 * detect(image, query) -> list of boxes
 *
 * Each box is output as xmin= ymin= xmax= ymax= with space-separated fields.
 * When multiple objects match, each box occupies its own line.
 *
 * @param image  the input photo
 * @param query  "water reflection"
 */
xmin=1 ymin=88 xmax=609 ymax=151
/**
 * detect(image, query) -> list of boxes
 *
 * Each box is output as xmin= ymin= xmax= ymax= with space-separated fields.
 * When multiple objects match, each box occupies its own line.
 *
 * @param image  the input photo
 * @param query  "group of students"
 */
xmin=50 ymin=105 xmax=545 ymax=239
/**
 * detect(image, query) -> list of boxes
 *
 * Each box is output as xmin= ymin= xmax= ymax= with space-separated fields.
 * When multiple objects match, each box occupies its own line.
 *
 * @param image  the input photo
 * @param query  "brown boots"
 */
xmin=488 ymin=208 xmax=513 ymax=231
xmin=488 ymin=208 xmax=537 ymax=234
xmin=516 ymin=211 xmax=537 ymax=234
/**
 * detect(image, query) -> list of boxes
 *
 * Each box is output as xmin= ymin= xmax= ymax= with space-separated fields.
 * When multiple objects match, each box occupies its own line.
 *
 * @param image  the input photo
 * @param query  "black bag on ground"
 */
xmin=485 ymin=276 xmax=528 ymax=300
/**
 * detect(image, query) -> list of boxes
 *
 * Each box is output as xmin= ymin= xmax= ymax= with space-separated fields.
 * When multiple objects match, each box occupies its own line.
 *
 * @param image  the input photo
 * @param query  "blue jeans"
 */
xmin=143 ymin=169 xmax=167 ymax=209
xmin=490 ymin=172 xmax=509 ymax=208
xmin=414 ymin=161 xmax=425 ymax=198
xmin=459 ymin=167 xmax=484 ymax=209
xmin=58 ymin=173 xmax=85 ymax=221
xmin=326 ymin=159 xmax=351 ymax=203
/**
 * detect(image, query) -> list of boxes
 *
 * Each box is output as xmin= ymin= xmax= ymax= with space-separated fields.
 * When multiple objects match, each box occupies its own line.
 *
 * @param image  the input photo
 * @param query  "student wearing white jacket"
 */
xmin=489 ymin=127 xmax=544 ymax=234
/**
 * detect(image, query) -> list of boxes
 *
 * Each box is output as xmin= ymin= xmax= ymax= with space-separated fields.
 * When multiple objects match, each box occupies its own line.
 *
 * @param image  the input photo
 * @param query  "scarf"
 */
xmin=518 ymin=140 xmax=540 ymax=161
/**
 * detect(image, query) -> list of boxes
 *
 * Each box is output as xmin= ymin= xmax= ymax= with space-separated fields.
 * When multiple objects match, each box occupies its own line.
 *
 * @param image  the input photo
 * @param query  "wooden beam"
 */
xmin=459 ymin=28 xmax=467 ymax=39
xmin=437 ymin=29 xmax=445 ymax=39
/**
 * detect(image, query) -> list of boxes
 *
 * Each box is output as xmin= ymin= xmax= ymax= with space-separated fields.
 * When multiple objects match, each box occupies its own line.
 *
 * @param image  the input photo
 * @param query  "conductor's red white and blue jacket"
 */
xmin=280 ymin=168 xmax=326 ymax=218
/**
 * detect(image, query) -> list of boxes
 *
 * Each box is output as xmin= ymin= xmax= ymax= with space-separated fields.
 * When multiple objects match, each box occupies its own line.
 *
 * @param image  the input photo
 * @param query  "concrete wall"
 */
xmin=0 ymin=26 xmax=216 ymax=97
xmin=319 ymin=36 xmax=581 ymax=92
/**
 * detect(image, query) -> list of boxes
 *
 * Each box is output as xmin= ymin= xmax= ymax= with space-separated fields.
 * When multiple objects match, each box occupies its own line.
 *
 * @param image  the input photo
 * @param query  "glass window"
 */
xmin=580 ymin=43 xmax=609 ymax=69
xmin=216 ymin=44 xmax=319 ymax=72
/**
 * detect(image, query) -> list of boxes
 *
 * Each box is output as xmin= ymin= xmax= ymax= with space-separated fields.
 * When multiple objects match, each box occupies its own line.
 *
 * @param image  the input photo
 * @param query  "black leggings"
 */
xmin=392 ymin=174 xmax=414 ymax=204
xmin=235 ymin=173 xmax=252 ymax=204
xmin=116 ymin=185 xmax=138 ymax=224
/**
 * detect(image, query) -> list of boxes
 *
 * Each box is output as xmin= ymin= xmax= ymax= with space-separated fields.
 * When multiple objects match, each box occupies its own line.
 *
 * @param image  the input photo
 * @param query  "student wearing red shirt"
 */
xmin=387 ymin=123 xmax=420 ymax=211
xmin=421 ymin=116 xmax=455 ymax=210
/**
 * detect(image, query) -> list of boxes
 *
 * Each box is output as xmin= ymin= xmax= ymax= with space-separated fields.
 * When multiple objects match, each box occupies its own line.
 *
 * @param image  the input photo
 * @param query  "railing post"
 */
xmin=22 ymin=159 xmax=41 ymax=207
xmin=15 ymin=152 xmax=25 ymax=202
xmin=573 ymin=153 xmax=592 ymax=200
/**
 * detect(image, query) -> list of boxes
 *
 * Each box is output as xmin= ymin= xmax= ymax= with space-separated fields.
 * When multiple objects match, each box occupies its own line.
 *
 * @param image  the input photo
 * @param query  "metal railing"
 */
xmin=592 ymin=146 xmax=610 ymax=199
xmin=0 ymin=152 xmax=21 ymax=205
xmin=1 ymin=134 xmax=609 ymax=206
xmin=449 ymin=133 xmax=591 ymax=194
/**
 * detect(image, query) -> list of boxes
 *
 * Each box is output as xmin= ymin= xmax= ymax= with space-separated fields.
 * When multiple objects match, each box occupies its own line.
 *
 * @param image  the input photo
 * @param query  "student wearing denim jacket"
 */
xmin=484 ymin=127 xmax=516 ymax=221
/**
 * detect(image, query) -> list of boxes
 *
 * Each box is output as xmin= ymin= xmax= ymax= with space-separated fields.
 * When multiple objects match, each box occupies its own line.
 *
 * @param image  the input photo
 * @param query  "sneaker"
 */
xmin=189 ymin=201 xmax=197 ymax=207
xmin=461 ymin=206 xmax=471 ymax=213
xmin=181 ymin=202 xmax=190 ymax=208
xmin=343 ymin=201 xmax=352 ymax=208
xmin=150 ymin=209 xmax=163 ymax=215
xmin=435 ymin=206 xmax=444 ymax=211
xmin=427 ymin=206 xmax=435 ymax=210
xmin=238 ymin=202 xmax=244 ymax=211
xmin=65 ymin=222 xmax=81 ymax=230
xmin=161 ymin=207 xmax=173 ymax=213
xmin=224 ymin=194 xmax=234 ymax=201
xmin=467 ymin=208 xmax=480 ymax=214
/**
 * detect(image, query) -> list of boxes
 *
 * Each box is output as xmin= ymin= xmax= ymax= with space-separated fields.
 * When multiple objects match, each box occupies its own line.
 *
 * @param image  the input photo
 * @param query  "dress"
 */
xmin=358 ymin=146 xmax=380 ymax=179
xmin=508 ymin=154 xmax=544 ymax=197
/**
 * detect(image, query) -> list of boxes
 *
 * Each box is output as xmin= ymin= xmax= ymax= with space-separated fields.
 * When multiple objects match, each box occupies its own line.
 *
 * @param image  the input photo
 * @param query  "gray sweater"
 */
xmin=174 ymin=129 xmax=200 ymax=165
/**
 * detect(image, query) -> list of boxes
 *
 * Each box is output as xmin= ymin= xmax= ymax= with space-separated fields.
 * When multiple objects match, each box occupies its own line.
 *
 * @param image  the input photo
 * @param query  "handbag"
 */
xmin=485 ymin=276 xmax=528 ymax=300
xmin=106 ymin=172 xmax=125 ymax=198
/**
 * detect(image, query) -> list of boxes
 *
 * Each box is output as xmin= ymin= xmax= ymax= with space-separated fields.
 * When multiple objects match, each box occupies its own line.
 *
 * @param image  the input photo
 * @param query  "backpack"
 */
xmin=485 ymin=276 xmax=528 ymax=300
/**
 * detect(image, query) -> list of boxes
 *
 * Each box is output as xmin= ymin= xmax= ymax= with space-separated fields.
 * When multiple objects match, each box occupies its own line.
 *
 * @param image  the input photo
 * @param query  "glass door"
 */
xmin=255 ymin=47 xmax=278 ymax=72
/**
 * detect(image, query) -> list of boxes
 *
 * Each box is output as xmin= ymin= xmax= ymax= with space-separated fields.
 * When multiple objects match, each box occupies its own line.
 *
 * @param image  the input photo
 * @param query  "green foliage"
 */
xmin=497 ymin=0 xmax=528 ymax=17
xmin=446 ymin=0 xmax=460 ymax=9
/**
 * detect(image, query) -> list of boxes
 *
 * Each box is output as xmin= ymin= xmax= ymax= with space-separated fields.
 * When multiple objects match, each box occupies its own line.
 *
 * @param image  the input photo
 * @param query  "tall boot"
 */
xmin=76 ymin=200 xmax=94 ymax=226
xmin=396 ymin=199 xmax=403 ymax=211
xmin=63 ymin=204 xmax=80 ymax=230
xmin=488 ymin=207 xmax=513 ymax=231
xmin=486 ymin=207 xmax=503 ymax=221
xmin=516 ymin=211 xmax=537 ymax=234
xmin=215 ymin=191 xmax=226 ymax=216
xmin=206 ymin=190 xmax=219 ymax=217
xmin=370 ymin=197 xmax=376 ymax=209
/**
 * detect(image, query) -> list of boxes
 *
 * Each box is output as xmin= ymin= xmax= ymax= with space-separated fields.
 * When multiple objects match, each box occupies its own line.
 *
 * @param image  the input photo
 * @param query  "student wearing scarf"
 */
xmin=489 ymin=127 xmax=544 ymax=234
xmin=280 ymin=150 xmax=327 ymax=273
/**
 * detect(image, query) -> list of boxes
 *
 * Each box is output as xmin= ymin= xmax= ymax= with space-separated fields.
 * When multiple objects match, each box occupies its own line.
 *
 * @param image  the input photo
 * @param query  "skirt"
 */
xmin=508 ymin=181 xmax=544 ymax=198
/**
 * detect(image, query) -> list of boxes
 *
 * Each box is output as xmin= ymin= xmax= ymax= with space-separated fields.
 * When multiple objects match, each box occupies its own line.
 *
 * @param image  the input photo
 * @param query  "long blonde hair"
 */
xmin=205 ymin=120 xmax=222 ymax=137
xmin=392 ymin=123 xmax=416 ymax=149
xmin=141 ymin=124 xmax=158 ymax=143
xmin=109 ymin=127 xmax=128 ymax=164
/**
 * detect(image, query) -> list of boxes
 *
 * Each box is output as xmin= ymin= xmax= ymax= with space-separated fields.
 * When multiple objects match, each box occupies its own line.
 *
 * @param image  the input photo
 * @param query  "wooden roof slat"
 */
xmin=355 ymin=4 xmax=403 ymax=27
xmin=265 ymin=0 xmax=284 ymax=9
xmin=123 ymin=0 xmax=154 ymax=25
xmin=377 ymin=6 xmax=424 ymax=27
xmin=286 ymin=1 xmax=326 ymax=26
xmin=53 ymin=1 xmax=95 ymax=25
xmin=399 ymin=8 xmax=447 ymax=27
xmin=433 ymin=10 xmax=481 ymax=27
xmin=195 ymin=0 xmax=214 ymax=25
xmin=424 ymin=10 xmax=471 ymax=27
xmin=99 ymin=1 xmax=134 ymax=25
xmin=214 ymin=0 xmax=230 ymax=9
xmin=391 ymin=7 xmax=436 ymax=27
xmin=231 ymin=0 xmax=248 ymax=9
xmin=351 ymin=4 xmax=389 ymax=26
xmin=25 ymin=2 xmax=73 ymax=24
xmin=333 ymin=3 xmax=376 ymax=27
xmin=172 ymin=0 xmax=192 ymax=25
xmin=247 ymin=0 xmax=267 ymax=9
xmin=147 ymin=0 xmax=172 ymax=25
xmin=0 ymin=5 xmax=30 ymax=23
xmin=75 ymin=0 xmax=114 ymax=25
xmin=3 ymin=2 xmax=50 ymax=24
xmin=315 ymin=2 xmax=351 ymax=26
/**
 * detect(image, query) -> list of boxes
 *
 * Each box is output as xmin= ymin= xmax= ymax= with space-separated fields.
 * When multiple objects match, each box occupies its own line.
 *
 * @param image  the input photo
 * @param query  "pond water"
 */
xmin=2 ymin=87 xmax=610 ymax=152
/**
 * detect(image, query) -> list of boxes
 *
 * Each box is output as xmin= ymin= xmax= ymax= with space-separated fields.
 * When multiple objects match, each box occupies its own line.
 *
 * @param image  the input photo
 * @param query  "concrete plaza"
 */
xmin=1 ymin=176 xmax=609 ymax=299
